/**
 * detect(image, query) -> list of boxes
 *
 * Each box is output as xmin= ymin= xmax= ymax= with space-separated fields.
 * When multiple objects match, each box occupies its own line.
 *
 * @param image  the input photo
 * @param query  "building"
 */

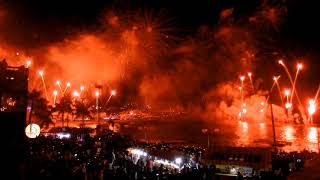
xmin=204 ymin=147 xmax=272 ymax=177
xmin=0 ymin=59 xmax=29 ymax=176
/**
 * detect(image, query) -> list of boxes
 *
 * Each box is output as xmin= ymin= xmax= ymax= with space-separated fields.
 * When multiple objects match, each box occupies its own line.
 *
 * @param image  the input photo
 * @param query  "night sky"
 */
xmin=2 ymin=0 xmax=320 ymax=48
xmin=2 ymin=0 xmax=320 ymax=102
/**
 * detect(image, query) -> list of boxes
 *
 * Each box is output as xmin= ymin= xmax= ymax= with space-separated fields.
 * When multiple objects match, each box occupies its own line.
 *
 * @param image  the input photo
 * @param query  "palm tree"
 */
xmin=74 ymin=100 xmax=91 ymax=128
xmin=28 ymin=90 xmax=53 ymax=128
xmin=55 ymin=93 xmax=72 ymax=127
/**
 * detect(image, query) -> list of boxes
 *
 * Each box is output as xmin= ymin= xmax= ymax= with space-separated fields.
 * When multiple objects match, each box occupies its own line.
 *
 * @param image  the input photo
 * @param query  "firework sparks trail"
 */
xmin=248 ymin=72 xmax=255 ymax=93
xmin=314 ymin=84 xmax=320 ymax=101
xmin=266 ymin=76 xmax=284 ymax=106
xmin=79 ymin=85 xmax=85 ymax=96
xmin=63 ymin=82 xmax=71 ymax=94
xmin=278 ymin=60 xmax=302 ymax=106
xmin=95 ymin=91 xmax=100 ymax=124
xmin=105 ymin=90 xmax=116 ymax=106
xmin=290 ymin=63 xmax=302 ymax=103
xmin=53 ymin=90 xmax=58 ymax=106
xmin=275 ymin=77 xmax=284 ymax=107
xmin=265 ymin=79 xmax=276 ymax=105
xmin=56 ymin=81 xmax=63 ymax=93
xmin=39 ymin=70 xmax=48 ymax=100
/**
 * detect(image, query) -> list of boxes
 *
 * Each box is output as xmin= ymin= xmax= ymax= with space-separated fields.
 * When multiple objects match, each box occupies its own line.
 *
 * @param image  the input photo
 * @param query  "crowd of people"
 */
xmin=24 ymin=131 xmax=214 ymax=180
xmin=22 ymin=128 xmax=317 ymax=179
xmin=272 ymin=150 xmax=312 ymax=177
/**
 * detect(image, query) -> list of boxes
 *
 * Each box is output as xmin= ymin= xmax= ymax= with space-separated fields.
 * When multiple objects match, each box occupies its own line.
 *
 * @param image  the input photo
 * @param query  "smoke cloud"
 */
xmin=1 ymin=1 xmax=303 ymax=124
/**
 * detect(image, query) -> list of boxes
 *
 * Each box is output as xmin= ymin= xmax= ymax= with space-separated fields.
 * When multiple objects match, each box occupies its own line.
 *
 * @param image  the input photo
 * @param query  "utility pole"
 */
xmin=270 ymin=103 xmax=277 ymax=152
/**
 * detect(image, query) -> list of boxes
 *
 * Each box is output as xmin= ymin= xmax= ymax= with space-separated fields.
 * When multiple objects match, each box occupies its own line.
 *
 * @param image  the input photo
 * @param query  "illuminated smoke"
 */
xmin=1 ymin=1 xmax=313 ymax=125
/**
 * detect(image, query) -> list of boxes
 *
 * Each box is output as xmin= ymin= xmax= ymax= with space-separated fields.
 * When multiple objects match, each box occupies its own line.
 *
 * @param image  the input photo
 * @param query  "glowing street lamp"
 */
xmin=240 ymin=76 xmax=245 ymax=103
xmin=95 ymin=91 xmax=100 ymax=124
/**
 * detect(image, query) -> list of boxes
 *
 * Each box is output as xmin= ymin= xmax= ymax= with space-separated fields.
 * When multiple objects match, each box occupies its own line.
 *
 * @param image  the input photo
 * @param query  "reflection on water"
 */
xmin=121 ymin=118 xmax=320 ymax=153
xmin=284 ymin=126 xmax=295 ymax=142
xmin=234 ymin=122 xmax=319 ymax=152
xmin=308 ymin=127 xmax=318 ymax=144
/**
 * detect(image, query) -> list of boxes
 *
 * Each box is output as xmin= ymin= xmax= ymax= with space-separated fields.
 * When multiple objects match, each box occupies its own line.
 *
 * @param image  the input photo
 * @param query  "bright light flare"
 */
xmin=38 ymin=70 xmax=44 ymax=76
xmin=284 ymin=89 xmax=290 ymax=96
xmin=285 ymin=102 xmax=292 ymax=109
xmin=278 ymin=59 xmax=283 ymax=64
xmin=242 ymin=108 xmax=247 ymax=114
xmin=73 ymin=91 xmax=80 ymax=97
xmin=26 ymin=60 xmax=32 ymax=68
xmin=273 ymin=76 xmax=280 ymax=81
xmin=175 ymin=157 xmax=182 ymax=165
xmin=56 ymin=80 xmax=60 ymax=85
xmin=308 ymin=99 xmax=316 ymax=116
xmin=247 ymin=72 xmax=252 ymax=77
xmin=66 ymin=82 xmax=71 ymax=87
xmin=240 ymin=76 xmax=245 ymax=81
xmin=111 ymin=90 xmax=116 ymax=96
xmin=95 ymin=91 xmax=100 ymax=97
xmin=80 ymin=86 xmax=85 ymax=91
xmin=53 ymin=91 xmax=58 ymax=96
xmin=297 ymin=63 xmax=303 ymax=70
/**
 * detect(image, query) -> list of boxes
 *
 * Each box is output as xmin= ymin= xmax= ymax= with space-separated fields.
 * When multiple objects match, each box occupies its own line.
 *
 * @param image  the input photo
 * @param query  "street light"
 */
xmin=240 ymin=76 xmax=245 ymax=104
xmin=95 ymin=91 xmax=100 ymax=125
